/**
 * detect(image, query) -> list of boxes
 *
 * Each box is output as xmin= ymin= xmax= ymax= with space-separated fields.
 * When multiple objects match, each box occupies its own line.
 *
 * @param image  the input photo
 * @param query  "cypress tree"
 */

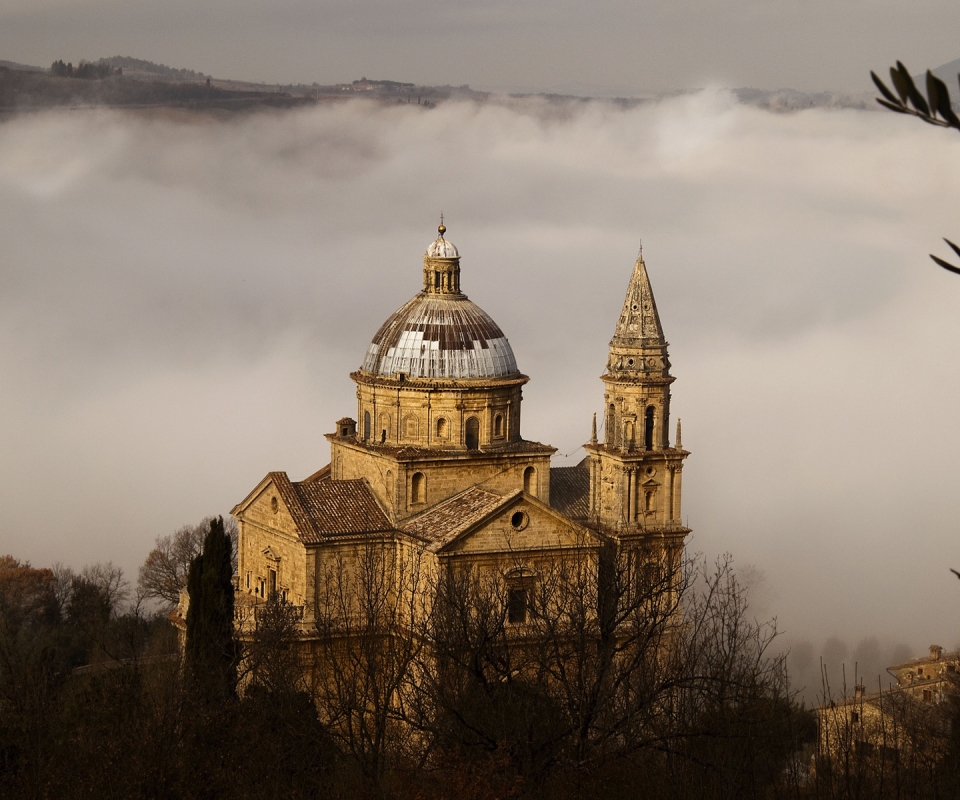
xmin=184 ymin=516 xmax=237 ymax=701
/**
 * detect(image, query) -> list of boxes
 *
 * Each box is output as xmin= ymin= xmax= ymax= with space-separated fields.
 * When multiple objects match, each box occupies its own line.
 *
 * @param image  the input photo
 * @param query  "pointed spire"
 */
xmin=591 ymin=412 xmax=597 ymax=444
xmin=675 ymin=418 xmax=682 ymax=449
xmin=604 ymin=248 xmax=670 ymax=379
xmin=611 ymin=251 xmax=665 ymax=349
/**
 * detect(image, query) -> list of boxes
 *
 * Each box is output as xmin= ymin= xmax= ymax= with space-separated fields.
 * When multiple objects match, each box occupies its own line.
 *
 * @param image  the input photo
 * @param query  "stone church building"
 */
xmin=229 ymin=223 xmax=689 ymax=639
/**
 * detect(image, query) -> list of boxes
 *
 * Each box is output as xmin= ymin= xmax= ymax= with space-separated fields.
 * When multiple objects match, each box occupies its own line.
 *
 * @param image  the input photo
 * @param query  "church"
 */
xmin=229 ymin=223 xmax=689 ymax=639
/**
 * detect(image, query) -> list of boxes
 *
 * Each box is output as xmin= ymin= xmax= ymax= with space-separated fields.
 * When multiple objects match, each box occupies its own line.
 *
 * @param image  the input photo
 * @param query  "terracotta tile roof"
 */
xmin=268 ymin=472 xmax=321 ymax=543
xmin=550 ymin=460 xmax=590 ymax=519
xmin=267 ymin=471 xmax=393 ymax=544
xmin=292 ymin=478 xmax=394 ymax=542
xmin=400 ymin=486 xmax=514 ymax=548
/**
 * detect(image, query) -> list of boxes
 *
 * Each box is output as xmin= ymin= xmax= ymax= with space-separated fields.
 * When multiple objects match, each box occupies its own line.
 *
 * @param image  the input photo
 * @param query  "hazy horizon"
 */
xmin=4 ymin=0 xmax=960 ymax=95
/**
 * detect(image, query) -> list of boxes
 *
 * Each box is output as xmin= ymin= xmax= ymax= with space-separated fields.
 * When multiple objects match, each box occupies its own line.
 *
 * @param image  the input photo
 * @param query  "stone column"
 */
xmin=666 ymin=466 xmax=675 ymax=521
xmin=621 ymin=468 xmax=629 ymax=524
xmin=672 ymin=464 xmax=683 ymax=522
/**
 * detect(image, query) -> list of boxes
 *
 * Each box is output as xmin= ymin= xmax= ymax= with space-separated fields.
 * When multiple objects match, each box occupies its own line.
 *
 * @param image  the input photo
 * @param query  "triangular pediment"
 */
xmin=424 ymin=490 xmax=600 ymax=556
xmin=232 ymin=468 xmax=393 ymax=546
xmin=230 ymin=472 xmax=318 ymax=543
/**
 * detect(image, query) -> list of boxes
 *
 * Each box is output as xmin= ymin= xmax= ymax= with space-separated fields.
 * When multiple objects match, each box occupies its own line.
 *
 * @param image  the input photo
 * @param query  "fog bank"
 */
xmin=1 ymin=94 xmax=959 ymax=660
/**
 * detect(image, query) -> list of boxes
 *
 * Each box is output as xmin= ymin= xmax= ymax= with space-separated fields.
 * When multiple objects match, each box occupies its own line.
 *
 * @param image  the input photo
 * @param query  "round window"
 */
xmin=511 ymin=511 xmax=529 ymax=531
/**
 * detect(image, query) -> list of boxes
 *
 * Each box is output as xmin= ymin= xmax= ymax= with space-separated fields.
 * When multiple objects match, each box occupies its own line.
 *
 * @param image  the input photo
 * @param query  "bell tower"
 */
xmin=584 ymin=249 xmax=689 ymax=544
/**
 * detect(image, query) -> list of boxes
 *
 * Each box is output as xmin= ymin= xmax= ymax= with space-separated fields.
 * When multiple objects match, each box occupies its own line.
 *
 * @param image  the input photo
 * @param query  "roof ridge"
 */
xmin=302 ymin=464 xmax=331 ymax=484
xmin=269 ymin=471 xmax=322 ymax=542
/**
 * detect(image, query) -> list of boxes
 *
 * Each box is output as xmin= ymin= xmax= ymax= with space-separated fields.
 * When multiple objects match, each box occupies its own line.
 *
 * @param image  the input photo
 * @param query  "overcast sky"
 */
xmin=3 ymin=0 xmax=960 ymax=93
xmin=2 ymin=91 xmax=960 ymax=689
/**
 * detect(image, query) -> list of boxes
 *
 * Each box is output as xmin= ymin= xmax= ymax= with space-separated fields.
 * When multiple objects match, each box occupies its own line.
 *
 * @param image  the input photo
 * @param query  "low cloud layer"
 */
xmin=1 ymin=95 xmax=959 ymax=663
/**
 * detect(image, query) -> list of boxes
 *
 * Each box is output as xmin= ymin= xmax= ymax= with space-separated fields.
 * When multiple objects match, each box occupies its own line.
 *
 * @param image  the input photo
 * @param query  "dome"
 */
xmin=361 ymin=294 xmax=519 ymax=380
xmin=426 ymin=236 xmax=459 ymax=258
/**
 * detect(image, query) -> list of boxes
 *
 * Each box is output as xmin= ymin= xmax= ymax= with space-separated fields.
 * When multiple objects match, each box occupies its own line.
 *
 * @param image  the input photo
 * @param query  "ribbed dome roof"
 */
xmin=361 ymin=294 xmax=519 ymax=379
xmin=426 ymin=237 xmax=459 ymax=258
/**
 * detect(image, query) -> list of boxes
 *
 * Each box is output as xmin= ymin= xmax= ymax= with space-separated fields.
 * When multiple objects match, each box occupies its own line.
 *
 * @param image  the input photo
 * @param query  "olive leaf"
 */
xmin=874 ymin=62 xmax=960 ymax=277
xmin=896 ymin=62 xmax=930 ymax=115
xmin=927 ymin=71 xmax=960 ymax=127
xmin=871 ymin=71 xmax=902 ymax=107
xmin=930 ymin=239 xmax=960 ymax=275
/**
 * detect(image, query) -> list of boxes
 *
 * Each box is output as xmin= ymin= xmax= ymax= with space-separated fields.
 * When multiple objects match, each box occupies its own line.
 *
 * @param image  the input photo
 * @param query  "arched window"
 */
xmin=411 ymin=472 xmax=426 ymax=504
xmin=363 ymin=411 xmax=371 ymax=441
xmin=523 ymin=466 xmax=536 ymax=496
xmin=465 ymin=416 xmax=480 ymax=450
xmin=494 ymin=414 xmax=504 ymax=437
xmin=644 ymin=406 xmax=655 ymax=451
xmin=607 ymin=404 xmax=616 ymax=446
xmin=645 ymin=489 xmax=655 ymax=511
xmin=386 ymin=470 xmax=394 ymax=498
xmin=380 ymin=413 xmax=391 ymax=441
xmin=436 ymin=417 xmax=448 ymax=439
xmin=624 ymin=420 xmax=634 ymax=448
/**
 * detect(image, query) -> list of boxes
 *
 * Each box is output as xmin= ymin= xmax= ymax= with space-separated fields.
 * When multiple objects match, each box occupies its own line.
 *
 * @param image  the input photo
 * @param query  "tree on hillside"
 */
xmin=872 ymin=62 xmax=960 ymax=273
xmin=419 ymin=550 xmax=805 ymax=796
xmin=139 ymin=516 xmax=237 ymax=608
xmin=184 ymin=517 xmax=237 ymax=701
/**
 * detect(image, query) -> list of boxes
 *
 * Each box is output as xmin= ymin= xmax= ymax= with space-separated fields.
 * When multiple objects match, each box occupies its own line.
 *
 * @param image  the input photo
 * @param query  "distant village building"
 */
xmin=179 ymin=223 xmax=691 ymax=689
xmin=817 ymin=645 xmax=959 ymax=763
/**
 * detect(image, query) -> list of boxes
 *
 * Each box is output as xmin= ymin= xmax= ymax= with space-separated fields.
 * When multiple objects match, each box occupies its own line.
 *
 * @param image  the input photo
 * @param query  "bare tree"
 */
xmin=312 ymin=536 xmax=430 ymax=789
xmin=138 ymin=516 xmax=237 ymax=608
xmin=418 ymin=545 xmax=802 ymax=795
xmin=241 ymin=592 xmax=307 ymax=696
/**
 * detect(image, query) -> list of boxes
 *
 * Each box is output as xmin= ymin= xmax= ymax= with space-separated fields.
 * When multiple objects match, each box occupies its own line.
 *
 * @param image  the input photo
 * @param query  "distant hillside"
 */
xmin=0 ymin=68 xmax=312 ymax=113
xmin=0 ymin=60 xmax=44 ymax=72
xmin=98 ymin=56 xmax=208 ymax=81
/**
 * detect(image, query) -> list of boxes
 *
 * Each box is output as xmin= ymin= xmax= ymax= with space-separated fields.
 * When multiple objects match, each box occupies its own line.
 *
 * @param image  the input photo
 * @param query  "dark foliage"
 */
xmin=184 ymin=517 xmax=238 ymax=702
xmin=139 ymin=516 xmax=238 ymax=609
xmin=96 ymin=56 xmax=207 ymax=80
xmin=872 ymin=62 xmax=960 ymax=274
xmin=0 ymin=539 xmax=955 ymax=798
xmin=50 ymin=59 xmax=118 ymax=79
